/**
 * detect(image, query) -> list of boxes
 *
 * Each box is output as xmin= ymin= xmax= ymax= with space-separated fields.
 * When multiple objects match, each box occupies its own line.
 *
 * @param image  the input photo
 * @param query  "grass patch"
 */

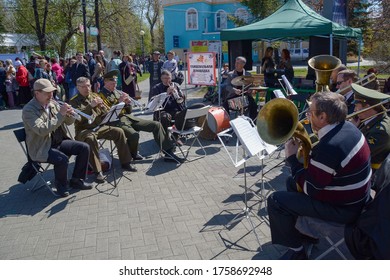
xmin=137 ymin=73 xmax=150 ymax=83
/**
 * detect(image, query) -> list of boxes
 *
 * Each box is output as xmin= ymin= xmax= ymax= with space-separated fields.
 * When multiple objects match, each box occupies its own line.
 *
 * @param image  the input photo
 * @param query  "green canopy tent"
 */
xmin=220 ymin=0 xmax=362 ymax=65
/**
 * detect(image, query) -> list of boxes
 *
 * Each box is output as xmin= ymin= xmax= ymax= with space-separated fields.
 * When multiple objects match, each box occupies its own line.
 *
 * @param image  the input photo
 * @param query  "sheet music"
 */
xmin=273 ymin=89 xmax=286 ymax=99
xmin=229 ymin=117 xmax=262 ymax=157
xmin=145 ymin=92 xmax=168 ymax=113
xmin=101 ymin=102 xmax=125 ymax=125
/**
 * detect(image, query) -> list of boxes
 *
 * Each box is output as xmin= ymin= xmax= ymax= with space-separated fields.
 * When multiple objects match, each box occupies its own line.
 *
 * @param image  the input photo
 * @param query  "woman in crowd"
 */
xmin=91 ymin=54 xmax=105 ymax=93
xmin=261 ymin=46 xmax=276 ymax=87
xmin=277 ymin=49 xmax=294 ymax=83
xmin=5 ymin=59 xmax=16 ymax=108
xmin=119 ymin=55 xmax=142 ymax=99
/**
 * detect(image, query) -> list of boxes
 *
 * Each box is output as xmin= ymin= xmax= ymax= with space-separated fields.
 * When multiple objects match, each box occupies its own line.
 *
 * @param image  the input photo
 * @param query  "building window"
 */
xmin=186 ymin=8 xmax=198 ymax=30
xmin=215 ymin=10 xmax=227 ymax=30
xmin=234 ymin=8 xmax=249 ymax=26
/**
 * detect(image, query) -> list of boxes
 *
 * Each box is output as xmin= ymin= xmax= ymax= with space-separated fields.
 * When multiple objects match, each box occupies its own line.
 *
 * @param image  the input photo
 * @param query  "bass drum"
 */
xmin=199 ymin=107 xmax=230 ymax=140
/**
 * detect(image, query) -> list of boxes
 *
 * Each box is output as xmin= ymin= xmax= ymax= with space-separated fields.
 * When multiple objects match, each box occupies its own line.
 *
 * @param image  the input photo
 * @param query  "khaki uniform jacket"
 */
xmin=22 ymin=98 xmax=74 ymax=162
xmin=360 ymin=113 xmax=390 ymax=170
xmin=69 ymin=92 xmax=109 ymax=135
xmin=99 ymin=86 xmax=134 ymax=117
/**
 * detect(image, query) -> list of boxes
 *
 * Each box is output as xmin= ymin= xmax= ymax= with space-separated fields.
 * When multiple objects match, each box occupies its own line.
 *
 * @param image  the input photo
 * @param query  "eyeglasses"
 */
xmin=336 ymin=80 xmax=344 ymax=86
xmin=306 ymin=110 xmax=320 ymax=117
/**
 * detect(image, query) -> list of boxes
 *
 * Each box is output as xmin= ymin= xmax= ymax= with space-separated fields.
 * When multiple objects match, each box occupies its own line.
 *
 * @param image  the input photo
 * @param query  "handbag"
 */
xmin=123 ymin=63 xmax=135 ymax=85
xmin=135 ymin=83 xmax=142 ymax=100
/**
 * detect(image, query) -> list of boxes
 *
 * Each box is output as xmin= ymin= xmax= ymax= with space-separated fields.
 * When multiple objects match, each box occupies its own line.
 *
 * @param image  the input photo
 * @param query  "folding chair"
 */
xmin=168 ymin=105 xmax=211 ymax=162
xmin=295 ymin=216 xmax=347 ymax=260
xmin=13 ymin=128 xmax=58 ymax=197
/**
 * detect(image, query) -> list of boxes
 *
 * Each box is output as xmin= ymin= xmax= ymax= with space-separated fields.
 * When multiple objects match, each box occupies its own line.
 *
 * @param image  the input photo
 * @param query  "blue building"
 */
xmin=162 ymin=0 xmax=251 ymax=62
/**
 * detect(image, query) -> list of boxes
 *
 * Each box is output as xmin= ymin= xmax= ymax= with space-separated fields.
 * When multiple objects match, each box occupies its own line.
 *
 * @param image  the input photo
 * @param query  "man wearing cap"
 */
xmin=22 ymin=78 xmax=92 ymax=197
xmin=15 ymin=60 xmax=32 ymax=106
xmin=99 ymin=70 xmax=184 ymax=163
xmin=351 ymin=83 xmax=390 ymax=172
xmin=336 ymin=69 xmax=358 ymax=114
xmin=147 ymin=51 xmax=164 ymax=101
xmin=70 ymin=77 xmax=137 ymax=183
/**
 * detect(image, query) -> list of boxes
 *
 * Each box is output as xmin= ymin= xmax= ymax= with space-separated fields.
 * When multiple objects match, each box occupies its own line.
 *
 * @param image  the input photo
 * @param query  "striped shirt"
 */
xmin=287 ymin=121 xmax=371 ymax=205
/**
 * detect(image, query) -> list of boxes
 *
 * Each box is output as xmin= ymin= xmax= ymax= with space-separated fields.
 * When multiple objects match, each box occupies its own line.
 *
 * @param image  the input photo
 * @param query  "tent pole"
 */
xmin=218 ymin=42 xmax=222 ymax=106
xmin=329 ymin=34 xmax=333 ymax=55
xmin=357 ymin=38 xmax=362 ymax=76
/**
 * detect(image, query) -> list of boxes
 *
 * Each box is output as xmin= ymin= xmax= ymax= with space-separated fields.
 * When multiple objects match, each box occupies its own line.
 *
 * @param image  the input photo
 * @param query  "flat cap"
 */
xmin=153 ymin=51 xmax=160 ymax=55
xmin=33 ymin=78 xmax=57 ymax=92
xmin=352 ymin=83 xmax=389 ymax=105
xmin=103 ymin=69 xmax=120 ymax=80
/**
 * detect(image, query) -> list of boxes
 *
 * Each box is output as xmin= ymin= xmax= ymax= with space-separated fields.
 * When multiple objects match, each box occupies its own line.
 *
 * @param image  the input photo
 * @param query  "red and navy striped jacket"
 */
xmin=287 ymin=121 xmax=371 ymax=205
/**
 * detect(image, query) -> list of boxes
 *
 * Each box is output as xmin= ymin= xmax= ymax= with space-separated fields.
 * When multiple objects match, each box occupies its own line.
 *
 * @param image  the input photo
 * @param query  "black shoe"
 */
xmin=279 ymin=249 xmax=308 ymax=260
xmin=70 ymin=178 xmax=93 ymax=190
xmin=164 ymin=149 xmax=185 ymax=163
xmin=56 ymin=189 xmax=70 ymax=197
xmin=131 ymin=152 xmax=144 ymax=161
xmin=300 ymin=233 xmax=320 ymax=244
xmin=121 ymin=162 xmax=137 ymax=172
xmin=95 ymin=172 xmax=106 ymax=183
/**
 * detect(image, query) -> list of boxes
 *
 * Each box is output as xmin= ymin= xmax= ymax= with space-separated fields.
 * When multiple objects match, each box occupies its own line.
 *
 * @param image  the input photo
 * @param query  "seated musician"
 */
xmin=267 ymin=91 xmax=371 ymax=259
xmin=350 ymin=84 xmax=390 ymax=175
xmin=223 ymin=56 xmax=257 ymax=120
xmin=22 ymin=79 xmax=92 ymax=197
xmin=336 ymin=69 xmax=358 ymax=114
xmin=99 ymin=70 xmax=184 ymax=163
xmin=69 ymin=77 xmax=137 ymax=183
xmin=150 ymin=70 xmax=186 ymax=143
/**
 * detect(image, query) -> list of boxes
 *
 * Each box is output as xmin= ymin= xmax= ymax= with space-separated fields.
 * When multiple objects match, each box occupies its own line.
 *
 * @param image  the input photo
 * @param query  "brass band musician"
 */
xmin=99 ymin=70 xmax=184 ymax=163
xmin=351 ymin=84 xmax=390 ymax=173
xmin=223 ymin=56 xmax=258 ymax=120
xmin=69 ymin=77 xmax=137 ymax=183
xmin=336 ymin=69 xmax=358 ymax=114
xmin=267 ymin=91 xmax=371 ymax=259
xmin=22 ymin=79 xmax=92 ymax=197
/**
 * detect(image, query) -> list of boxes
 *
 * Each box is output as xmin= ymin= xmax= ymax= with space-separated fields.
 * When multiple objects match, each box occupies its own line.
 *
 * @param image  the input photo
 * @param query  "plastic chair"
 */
xmin=13 ymin=128 xmax=58 ymax=197
xmin=168 ymin=105 xmax=211 ymax=162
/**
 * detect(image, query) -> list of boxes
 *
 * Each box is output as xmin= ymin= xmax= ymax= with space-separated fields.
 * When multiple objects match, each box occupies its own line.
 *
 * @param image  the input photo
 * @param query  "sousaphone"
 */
xmin=308 ymin=55 xmax=341 ymax=92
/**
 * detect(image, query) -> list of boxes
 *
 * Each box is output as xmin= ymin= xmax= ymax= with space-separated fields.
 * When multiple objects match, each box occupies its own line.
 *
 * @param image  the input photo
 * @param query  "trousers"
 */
xmin=75 ymin=125 xmax=132 ymax=173
xmin=47 ymin=140 xmax=89 ymax=190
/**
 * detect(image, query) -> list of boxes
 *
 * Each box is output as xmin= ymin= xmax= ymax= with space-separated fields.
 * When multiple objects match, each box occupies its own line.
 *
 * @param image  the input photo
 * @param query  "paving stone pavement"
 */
xmin=0 ymin=79 xmax=352 ymax=260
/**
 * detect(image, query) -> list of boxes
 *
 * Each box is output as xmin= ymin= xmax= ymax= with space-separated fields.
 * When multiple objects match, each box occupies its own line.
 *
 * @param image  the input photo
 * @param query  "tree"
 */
xmin=145 ymin=0 xmax=162 ymax=51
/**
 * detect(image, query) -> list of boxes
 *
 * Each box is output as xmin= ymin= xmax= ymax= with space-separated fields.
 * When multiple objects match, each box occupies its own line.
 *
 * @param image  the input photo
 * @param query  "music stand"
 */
xmin=217 ymin=116 xmax=277 ymax=250
xmin=95 ymin=102 xmax=132 ymax=196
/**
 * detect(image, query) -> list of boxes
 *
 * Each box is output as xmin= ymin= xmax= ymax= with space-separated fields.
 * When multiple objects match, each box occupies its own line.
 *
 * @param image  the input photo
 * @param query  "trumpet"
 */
xmin=336 ymin=73 xmax=376 ymax=96
xmin=56 ymin=101 xmax=96 ymax=124
xmin=118 ymin=90 xmax=146 ymax=112
xmin=169 ymin=83 xmax=184 ymax=103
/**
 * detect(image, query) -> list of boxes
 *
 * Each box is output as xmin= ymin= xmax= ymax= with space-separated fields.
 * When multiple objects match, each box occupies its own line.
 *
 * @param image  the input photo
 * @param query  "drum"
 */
xmin=228 ymin=95 xmax=249 ymax=111
xmin=199 ymin=107 xmax=230 ymax=140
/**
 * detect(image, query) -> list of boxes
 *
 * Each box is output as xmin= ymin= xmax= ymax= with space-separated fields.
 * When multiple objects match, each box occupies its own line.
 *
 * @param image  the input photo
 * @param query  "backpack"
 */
xmin=344 ymin=154 xmax=390 ymax=259
xmin=174 ymin=71 xmax=184 ymax=85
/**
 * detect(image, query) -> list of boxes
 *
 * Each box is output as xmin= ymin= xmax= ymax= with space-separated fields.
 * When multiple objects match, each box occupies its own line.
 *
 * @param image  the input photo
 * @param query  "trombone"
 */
xmin=346 ymin=98 xmax=390 ymax=123
xmin=336 ymin=73 xmax=377 ymax=96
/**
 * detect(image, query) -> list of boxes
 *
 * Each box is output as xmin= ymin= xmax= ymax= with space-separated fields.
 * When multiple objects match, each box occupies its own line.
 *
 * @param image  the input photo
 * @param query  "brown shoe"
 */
xmin=95 ymin=172 xmax=106 ymax=183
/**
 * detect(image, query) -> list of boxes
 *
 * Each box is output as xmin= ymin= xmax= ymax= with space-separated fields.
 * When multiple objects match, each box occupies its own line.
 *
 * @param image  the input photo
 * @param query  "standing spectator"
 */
xmin=147 ymin=51 xmax=164 ymax=101
xmin=178 ymin=59 xmax=184 ymax=71
xmin=34 ymin=59 xmax=49 ymax=80
xmin=119 ymin=55 xmax=142 ymax=99
xmin=15 ymin=60 xmax=31 ymax=107
xmin=99 ymin=49 xmax=109 ymax=68
xmin=86 ymin=52 xmax=96 ymax=80
xmin=64 ymin=58 xmax=77 ymax=100
xmin=0 ymin=61 xmax=6 ymax=109
xmin=50 ymin=57 xmax=64 ymax=85
xmin=70 ymin=52 xmax=90 ymax=88
xmin=5 ymin=59 xmax=16 ymax=108
xmin=364 ymin=68 xmax=380 ymax=90
xmin=162 ymin=50 xmax=178 ymax=81
xmin=261 ymin=47 xmax=276 ymax=87
xmin=383 ymin=76 xmax=390 ymax=94
xmin=91 ymin=54 xmax=105 ymax=93
xmin=277 ymin=49 xmax=294 ymax=83
xmin=106 ymin=50 xmax=122 ymax=89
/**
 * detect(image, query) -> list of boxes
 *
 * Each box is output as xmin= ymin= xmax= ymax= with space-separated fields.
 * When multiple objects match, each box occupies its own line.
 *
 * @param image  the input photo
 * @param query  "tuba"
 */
xmin=308 ymin=55 xmax=342 ymax=92
xmin=256 ymin=98 xmax=312 ymax=169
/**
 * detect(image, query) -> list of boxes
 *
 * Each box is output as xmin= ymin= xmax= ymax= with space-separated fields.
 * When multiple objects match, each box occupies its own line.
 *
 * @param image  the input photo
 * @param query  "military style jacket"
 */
xmin=99 ymin=86 xmax=133 ymax=116
xmin=69 ymin=92 xmax=109 ymax=135
xmin=360 ymin=113 xmax=390 ymax=170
